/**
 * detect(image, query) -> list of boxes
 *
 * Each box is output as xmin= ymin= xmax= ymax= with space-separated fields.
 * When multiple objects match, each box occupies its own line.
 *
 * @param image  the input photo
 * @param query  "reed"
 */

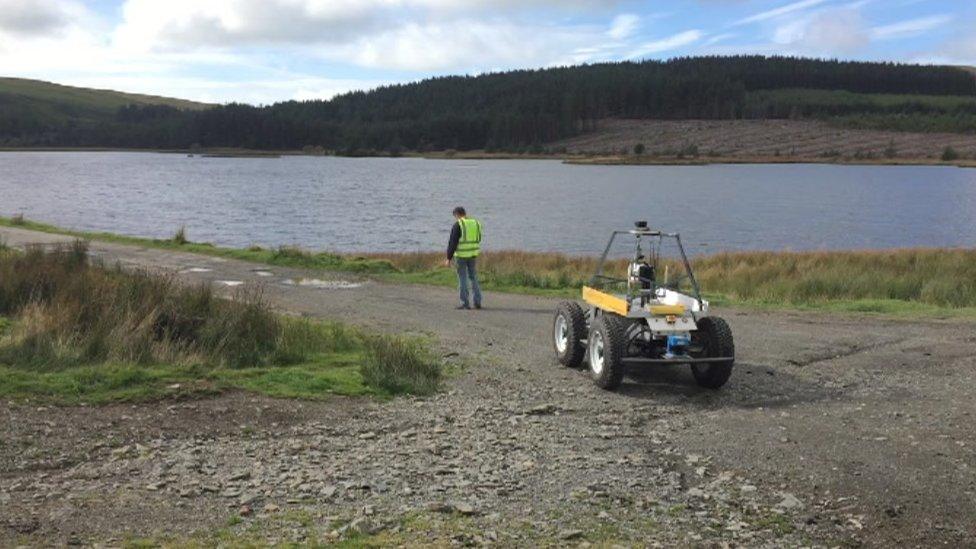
xmin=4 ymin=215 xmax=973 ymax=310
xmin=362 ymin=248 xmax=976 ymax=308
xmin=693 ymin=248 xmax=976 ymax=308
xmin=172 ymin=224 xmax=189 ymax=245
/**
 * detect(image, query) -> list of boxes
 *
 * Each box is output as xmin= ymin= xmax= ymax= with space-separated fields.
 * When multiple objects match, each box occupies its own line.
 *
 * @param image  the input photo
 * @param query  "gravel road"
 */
xmin=1 ymin=226 xmax=974 ymax=547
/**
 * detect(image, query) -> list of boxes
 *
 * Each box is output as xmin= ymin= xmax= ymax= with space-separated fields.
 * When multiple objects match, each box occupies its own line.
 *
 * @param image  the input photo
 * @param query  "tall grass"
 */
xmin=942 ymin=146 xmax=960 ymax=161
xmin=361 ymin=336 xmax=441 ymax=395
xmin=0 ymin=242 xmax=442 ymax=399
xmin=173 ymin=224 xmax=189 ymax=245
xmin=694 ymin=249 xmax=976 ymax=308
xmin=0 ymin=242 xmax=285 ymax=368
xmin=364 ymin=248 xmax=976 ymax=309
xmin=6 ymin=215 xmax=973 ymax=311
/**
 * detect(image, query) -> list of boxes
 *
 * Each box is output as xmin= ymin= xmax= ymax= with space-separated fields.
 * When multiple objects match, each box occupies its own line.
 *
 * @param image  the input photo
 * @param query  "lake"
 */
xmin=2 ymin=152 xmax=975 ymax=255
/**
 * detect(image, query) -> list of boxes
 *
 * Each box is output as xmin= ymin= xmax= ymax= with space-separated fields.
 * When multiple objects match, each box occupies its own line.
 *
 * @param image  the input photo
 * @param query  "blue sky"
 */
xmin=0 ymin=0 xmax=973 ymax=104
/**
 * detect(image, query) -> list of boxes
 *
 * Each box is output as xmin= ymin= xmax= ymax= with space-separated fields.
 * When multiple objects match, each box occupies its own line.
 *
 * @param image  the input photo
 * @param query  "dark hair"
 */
xmin=452 ymin=206 xmax=466 ymax=216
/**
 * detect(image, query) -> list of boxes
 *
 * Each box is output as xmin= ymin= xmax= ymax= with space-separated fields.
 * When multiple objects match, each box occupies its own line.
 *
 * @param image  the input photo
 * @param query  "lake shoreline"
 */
xmin=2 ymin=146 xmax=974 ymax=168
xmin=4 ymin=152 xmax=975 ymax=256
xmin=3 ymin=216 xmax=976 ymax=319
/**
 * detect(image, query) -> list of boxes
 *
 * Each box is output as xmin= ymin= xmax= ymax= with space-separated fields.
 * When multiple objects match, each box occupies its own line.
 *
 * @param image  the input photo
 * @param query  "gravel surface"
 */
xmin=1 ymin=226 xmax=975 ymax=546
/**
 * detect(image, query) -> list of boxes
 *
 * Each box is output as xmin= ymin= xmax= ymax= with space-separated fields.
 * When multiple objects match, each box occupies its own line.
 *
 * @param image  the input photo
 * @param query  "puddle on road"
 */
xmin=218 ymin=280 xmax=244 ymax=287
xmin=252 ymin=270 xmax=274 ymax=277
xmin=282 ymin=278 xmax=363 ymax=290
xmin=180 ymin=267 xmax=213 ymax=274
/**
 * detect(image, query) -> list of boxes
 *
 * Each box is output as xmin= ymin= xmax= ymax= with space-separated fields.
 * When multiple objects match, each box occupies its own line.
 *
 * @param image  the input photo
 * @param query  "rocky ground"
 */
xmin=1 ymin=226 xmax=975 ymax=547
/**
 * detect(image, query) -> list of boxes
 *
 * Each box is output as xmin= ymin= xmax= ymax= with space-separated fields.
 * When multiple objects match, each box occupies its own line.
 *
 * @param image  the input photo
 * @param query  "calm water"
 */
xmin=1 ymin=152 xmax=975 ymax=255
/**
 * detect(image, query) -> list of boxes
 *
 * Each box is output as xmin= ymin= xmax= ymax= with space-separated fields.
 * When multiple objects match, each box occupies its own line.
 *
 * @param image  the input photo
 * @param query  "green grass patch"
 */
xmin=0 ymin=363 xmax=199 ymax=404
xmin=0 ymin=339 xmax=426 ymax=404
xmin=215 ymin=351 xmax=372 ymax=399
xmin=751 ymin=513 xmax=796 ymax=536
xmin=667 ymin=504 xmax=688 ymax=517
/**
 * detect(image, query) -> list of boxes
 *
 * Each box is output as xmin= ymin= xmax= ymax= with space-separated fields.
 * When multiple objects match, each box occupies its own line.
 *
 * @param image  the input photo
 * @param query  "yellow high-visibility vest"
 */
xmin=455 ymin=218 xmax=482 ymax=258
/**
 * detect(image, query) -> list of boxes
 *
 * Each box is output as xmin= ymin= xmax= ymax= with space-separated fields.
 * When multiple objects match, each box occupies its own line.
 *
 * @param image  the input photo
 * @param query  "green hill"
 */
xmin=1 ymin=57 xmax=974 ymax=151
xmin=0 ymin=77 xmax=211 ymax=147
xmin=0 ymin=77 xmax=211 ymax=112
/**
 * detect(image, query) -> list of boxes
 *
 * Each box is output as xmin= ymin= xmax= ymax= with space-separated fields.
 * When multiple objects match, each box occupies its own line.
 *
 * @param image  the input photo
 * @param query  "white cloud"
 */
xmin=733 ymin=0 xmax=830 ymax=26
xmin=801 ymin=9 xmax=869 ymax=53
xmin=725 ymin=0 xmax=959 ymax=59
xmin=110 ymin=0 xmax=642 ymax=72
xmin=0 ymin=0 xmax=81 ymax=36
xmin=0 ymin=1 xmax=124 ymax=75
xmin=0 ymin=1 xmax=296 ymax=103
xmin=0 ymin=0 xmax=638 ymax=103
xmin=419 ymin=0 xmax=614 ymax=8
xmin=928 ymin=17 xmax=976 ymax=66
xmin=113 ymin=0 xmax=387 ymax=50
xmin=628 ymin=30 xmax=703 ymax=59
xmin=703 ymin=32 xmax=737 ymax=46
xmin=113 ymin=0 xmax=619 ymax=51
xmin=768 ymin=8 xmax=871 ymax=54
xmin=333 ymin=20 xmax=611 ymax=71
xmin=7 ymin=0 xmax=967 ymax=106
xmin=62 ymin=74 xmax=387 ymax=104
xmin=609 ymin=14 xmax=640 ymax=39
xmin=871 ymin=14 xmax=951 ymax=40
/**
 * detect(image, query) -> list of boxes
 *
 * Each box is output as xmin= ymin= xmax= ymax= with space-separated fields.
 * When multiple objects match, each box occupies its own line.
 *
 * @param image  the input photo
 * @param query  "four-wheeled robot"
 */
xmin=553 ymin=221 xmax=734 ymax=390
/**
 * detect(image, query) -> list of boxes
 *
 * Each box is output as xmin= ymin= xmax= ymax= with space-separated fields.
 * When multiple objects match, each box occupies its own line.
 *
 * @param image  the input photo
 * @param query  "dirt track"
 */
xmin=1 ymin=226 xmax=975 ymax=546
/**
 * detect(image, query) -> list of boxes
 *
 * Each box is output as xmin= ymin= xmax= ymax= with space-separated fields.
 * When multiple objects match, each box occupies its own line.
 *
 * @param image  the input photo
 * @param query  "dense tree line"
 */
xmin=2 ymin=56 xmax=974 ymax=151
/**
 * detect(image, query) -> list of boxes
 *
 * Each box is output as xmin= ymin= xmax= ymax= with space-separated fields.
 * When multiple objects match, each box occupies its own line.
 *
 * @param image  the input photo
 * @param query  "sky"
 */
xmin=0 ymin=0 xmax=973 ymax=105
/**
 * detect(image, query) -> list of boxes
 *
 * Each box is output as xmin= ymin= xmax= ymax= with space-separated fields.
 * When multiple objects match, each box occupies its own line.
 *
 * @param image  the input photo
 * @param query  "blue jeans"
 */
xmin=455 ymin=257 xmax=482 ymax=307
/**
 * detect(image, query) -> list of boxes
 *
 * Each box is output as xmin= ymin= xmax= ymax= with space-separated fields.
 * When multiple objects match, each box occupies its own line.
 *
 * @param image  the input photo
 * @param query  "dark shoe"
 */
xmin=456 ymin=304 xmax=470 ymax=310
xmin=474 ymin=303 xmax=482 ymax=310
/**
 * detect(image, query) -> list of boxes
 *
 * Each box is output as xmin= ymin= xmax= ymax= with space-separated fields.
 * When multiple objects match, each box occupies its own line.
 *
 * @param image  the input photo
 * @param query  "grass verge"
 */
xmin=0 ymin=215 xmax=399 ymax=273
xmin=0 ymin=243 xmax=440 ymax=404
xmin=3 ymin=215 xmax=976 ymax=318
xmin=364 ymin=249 xmax=976 ymax=318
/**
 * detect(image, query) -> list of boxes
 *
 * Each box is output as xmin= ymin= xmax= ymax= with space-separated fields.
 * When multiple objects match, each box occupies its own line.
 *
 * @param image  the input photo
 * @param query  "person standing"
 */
xmin=443 ymin=206 xmax=483 ymax=310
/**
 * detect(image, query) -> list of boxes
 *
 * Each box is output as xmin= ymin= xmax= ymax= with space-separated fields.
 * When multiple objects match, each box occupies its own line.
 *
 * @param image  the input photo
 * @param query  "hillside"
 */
xmin=0 ymin=56 xmax=974 ymax=154
xmin=0 ymin=78 xmax=211 ymax=147
xmin=553 ymin=119 xmax=976 ymax=161
xmin=0 ymin=78 xmax=212 ymax=112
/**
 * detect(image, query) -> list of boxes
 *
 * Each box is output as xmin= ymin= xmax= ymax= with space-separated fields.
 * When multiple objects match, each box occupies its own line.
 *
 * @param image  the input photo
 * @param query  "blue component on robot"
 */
xmin=665 ymin=334 xmax=691 ymax=358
